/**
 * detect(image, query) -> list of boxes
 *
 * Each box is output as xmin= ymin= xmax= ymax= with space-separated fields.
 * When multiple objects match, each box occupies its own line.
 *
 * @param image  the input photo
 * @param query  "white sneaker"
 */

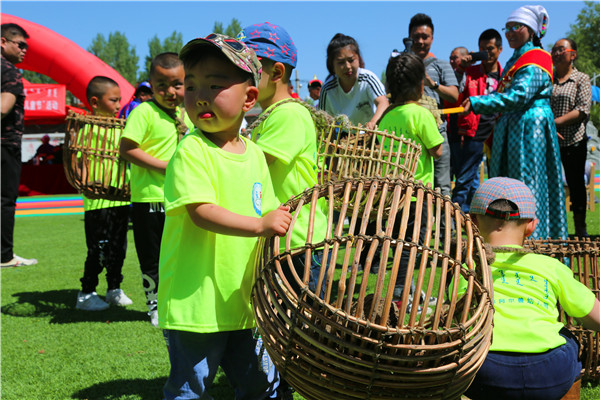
xmin=148 ymin=309 xmax=159 ymax=327
xmin=1 ymin=254 xmax=38 ymax=268
xmin=105 ymin=289 xmax=133 ymax=306
xmin=76 ymin=291 xmax=109 ymax=311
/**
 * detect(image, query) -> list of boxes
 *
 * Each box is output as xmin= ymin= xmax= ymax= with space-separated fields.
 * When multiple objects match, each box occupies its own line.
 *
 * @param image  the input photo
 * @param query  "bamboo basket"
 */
xmin=253 ymin=178 xmax=494 ymax=400
xmin=524 ymin=237 xmax=600 ymax=381
xmin=316 ymin=119 xmax=421 ymax=184
xmin=63 ymin=111 xmax=130 ymax=201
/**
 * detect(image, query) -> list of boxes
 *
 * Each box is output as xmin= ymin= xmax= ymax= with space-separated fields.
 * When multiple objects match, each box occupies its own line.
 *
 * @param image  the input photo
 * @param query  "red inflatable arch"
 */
xmin=1 ymin=13 xmax=135 ymax=111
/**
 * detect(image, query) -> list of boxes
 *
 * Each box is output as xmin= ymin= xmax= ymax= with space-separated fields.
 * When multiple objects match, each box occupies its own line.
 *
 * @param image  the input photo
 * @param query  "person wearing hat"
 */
xmin=462 ymin=5 xmax=567 ymax=240
xmin=157 ymin=32 xmax=292 ymax=400
xmin=462 ymin=177 xmax=600 ymax=399
xmin=118 ymin=81 xmax=153 ymax=119
xmin=308 ymin=76 xmax=322 ymax=103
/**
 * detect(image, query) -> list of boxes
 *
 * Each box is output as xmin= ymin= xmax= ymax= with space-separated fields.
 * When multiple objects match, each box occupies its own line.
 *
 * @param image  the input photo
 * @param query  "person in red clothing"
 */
xmin=449 ymin=28 xmax=503 ymax=213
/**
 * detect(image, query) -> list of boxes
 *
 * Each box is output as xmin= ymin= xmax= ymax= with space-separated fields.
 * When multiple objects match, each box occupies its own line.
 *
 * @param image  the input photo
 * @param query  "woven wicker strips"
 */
xmin=63 ymin=111 xmax=130 ymax=201
xmin=524 ymin=238 xmax=600 ymax=381
xmin=316 ymin=118 xmax=421 ymax=184
xmin=253 ymin=178 xmax=494 ymax=400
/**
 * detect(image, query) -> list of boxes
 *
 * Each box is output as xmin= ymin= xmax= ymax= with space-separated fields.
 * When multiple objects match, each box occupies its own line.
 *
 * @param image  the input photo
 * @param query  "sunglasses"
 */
xmin=551 ymin=48 xmax=576 ymax=55
xmin=502 ymin=24 xmax=525 ymax=33
xmin=204 ymin=33 xmax=245 ymax=52
xmin=6 ymin=39 xmax=28 ymax=50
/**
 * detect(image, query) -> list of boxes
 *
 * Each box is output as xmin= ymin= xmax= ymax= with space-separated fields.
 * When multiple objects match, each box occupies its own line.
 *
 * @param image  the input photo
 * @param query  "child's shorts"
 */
xmin=163 ymin=329 xmax=270 ymax=400
xmin=465 ymin=330 xmax=581 ymax=400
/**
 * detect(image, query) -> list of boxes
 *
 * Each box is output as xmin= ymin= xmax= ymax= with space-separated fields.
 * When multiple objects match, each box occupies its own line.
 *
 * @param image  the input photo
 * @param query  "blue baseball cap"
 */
xmin=470 ymin=177 xmax=537 ymax=220
xmin=237 ymin=22 xmax=297 ymax=68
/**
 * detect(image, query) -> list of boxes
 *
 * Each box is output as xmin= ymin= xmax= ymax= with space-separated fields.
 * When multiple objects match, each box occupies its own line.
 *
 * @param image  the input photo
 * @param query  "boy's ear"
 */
xmin=270 ymin=62 xmax=286 ymax=82
xmin=89 ymin=96 xmax=99 ymax=110
xmin=243 ymin=86 xmax=259 ymax=112
xmin=524 ymin=218 xmax=538 ymax=238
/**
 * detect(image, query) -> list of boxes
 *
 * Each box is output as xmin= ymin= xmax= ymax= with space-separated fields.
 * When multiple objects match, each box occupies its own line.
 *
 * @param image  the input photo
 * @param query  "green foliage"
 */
xmin=568 ymin=1 xmax=600 ymax=128
xmin=21 ymin=70 xmax=55 ymax=84
xmin=87 ymin=31 xmax=139 ymax=85
xmin=213 ymin=18 xmax=243 ymax=38
xmin=142 ymin=31 xmax=184 ymax=81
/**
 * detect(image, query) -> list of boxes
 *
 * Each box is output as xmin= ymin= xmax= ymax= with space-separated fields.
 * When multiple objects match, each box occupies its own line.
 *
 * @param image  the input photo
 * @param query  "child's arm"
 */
xmin=185 ymin=203 xmax=292 ymax=237
xmin=120 ymin=137 xmax=169 ymax=174
xmin=577 ymin=298 xmax=600 ymax=331
xmin=427 ymin=143 xmax=443 ymax=160
xmin=366 ymin=95 xmax=390 ymax=130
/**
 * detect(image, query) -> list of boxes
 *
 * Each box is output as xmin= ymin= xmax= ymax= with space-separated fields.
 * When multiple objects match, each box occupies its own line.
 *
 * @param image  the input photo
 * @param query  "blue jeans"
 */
xmin=450 ymin=138 xmax=484 ymax=213
xmin=465 ymin=332 xmax=581 ymax=400
xmin=163 ymin=329 xmax=270 ymax=400
xmin=287 ymin=250 xmax=327 ymax=299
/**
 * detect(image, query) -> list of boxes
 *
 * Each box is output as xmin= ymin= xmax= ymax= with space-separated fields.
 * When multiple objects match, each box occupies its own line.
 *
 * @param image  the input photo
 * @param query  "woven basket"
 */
xmin=524 ymin=238 xmax=600 ymax=381
xmin=253 ymin=178 xmax=494 ymax=400
xmin=63 ymin=111 xmax=130 ymax=201
xmin=316 ymin=118 xmax=421 ymax=184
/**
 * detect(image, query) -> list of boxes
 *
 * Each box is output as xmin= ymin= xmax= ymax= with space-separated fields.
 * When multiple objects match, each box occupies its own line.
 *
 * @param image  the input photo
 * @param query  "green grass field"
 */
xmin=1 ymin=210 xmax=599 ymax=399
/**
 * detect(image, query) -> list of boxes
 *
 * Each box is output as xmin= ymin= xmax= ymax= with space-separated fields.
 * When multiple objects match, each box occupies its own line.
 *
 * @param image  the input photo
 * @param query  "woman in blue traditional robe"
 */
xmin=462 ymin=5 xmax=567 ymax=240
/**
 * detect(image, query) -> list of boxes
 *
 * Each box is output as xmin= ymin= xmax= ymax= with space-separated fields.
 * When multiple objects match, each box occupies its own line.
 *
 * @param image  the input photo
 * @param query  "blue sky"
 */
xmin=2 ymin=1 xmax=587 ymax=99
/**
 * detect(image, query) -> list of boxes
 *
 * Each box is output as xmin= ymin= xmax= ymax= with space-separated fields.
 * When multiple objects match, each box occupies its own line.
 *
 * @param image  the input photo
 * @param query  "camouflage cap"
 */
xmin=179 ymin=33 xmax=262 ymax=86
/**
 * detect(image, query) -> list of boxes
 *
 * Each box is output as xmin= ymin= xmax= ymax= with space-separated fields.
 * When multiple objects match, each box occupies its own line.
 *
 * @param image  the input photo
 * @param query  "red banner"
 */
xmin=23 ymin=82 xmax=66 ymax=125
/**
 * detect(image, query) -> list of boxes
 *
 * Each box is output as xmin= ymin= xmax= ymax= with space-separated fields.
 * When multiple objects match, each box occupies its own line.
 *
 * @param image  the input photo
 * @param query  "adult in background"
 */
xmin=449 ymin=29 xmax=503 ymax=213
xmin=1 ymin=23 xmax=37 ymax=268
xmin=409 ymin=13 xmax=459 ymax=199
xmin=551 ymin=38 xmax=592 ymax=237
xmin=463 ymin=5 xmax=567 ymax=240
xmin=449 ymin=46 xmax=469 ymax=83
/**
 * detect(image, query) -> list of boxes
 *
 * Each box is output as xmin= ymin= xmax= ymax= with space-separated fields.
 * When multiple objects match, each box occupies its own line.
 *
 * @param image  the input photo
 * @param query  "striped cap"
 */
xmin=470 ymin=177 xmax=536 ymax=220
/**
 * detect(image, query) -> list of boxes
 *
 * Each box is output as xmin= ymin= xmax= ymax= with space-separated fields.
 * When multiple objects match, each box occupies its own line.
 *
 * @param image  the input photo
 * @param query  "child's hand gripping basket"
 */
xmin=524 ymin=237 xmax=600 ymax=381
xmin=253 ymin=177 xmax=494 ymax=400
xmin=63 ymin=111 xmax=130 ymax=201
xmin=316 ymin=116 xmax=421 ymax=184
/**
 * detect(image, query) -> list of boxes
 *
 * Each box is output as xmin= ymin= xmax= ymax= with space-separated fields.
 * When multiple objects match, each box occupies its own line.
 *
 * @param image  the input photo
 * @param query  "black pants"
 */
xmin=560 ymin=139 xmax=588 ymax=214
xmin=81 ymin=205 xmax=130 ymax=293
xmin=1 ymin=145 xmax=22 ymax=263
xmin=131 ymin=202 xmax=165 ymax=310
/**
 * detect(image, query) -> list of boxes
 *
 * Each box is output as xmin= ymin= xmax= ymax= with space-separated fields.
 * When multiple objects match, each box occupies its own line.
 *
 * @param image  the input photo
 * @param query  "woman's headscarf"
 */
xmin=507 ymin=5 xmax=549 ymax=39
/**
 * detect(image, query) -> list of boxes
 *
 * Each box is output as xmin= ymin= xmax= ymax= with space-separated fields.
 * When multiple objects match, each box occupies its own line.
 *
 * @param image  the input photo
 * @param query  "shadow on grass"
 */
xmin=1 ymin=289 xmax=148 ymax=324
xmin=71 ymin=373 xmax=235 ymax=400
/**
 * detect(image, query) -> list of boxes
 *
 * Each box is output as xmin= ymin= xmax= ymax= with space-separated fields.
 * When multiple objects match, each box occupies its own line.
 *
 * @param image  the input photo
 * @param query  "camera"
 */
xmin=470 ymin=51 xmax=489 ymax=62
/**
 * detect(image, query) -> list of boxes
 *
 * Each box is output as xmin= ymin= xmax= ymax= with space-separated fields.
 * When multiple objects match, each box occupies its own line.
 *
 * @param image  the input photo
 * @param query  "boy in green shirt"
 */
xmin=120 ymin=53 xmax=193 ymax=326
xmin=465 ymin=177 xmax=600 ymax=400
xmin=158 ymin=33 xmax=292 ymax=400
xmin=76 ymin=76 xmax=132 ymax=311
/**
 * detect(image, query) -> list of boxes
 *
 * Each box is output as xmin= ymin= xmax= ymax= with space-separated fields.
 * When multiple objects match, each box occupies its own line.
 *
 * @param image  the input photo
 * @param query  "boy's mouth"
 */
xmin=199 ymin=112 xmax=214 ymax=119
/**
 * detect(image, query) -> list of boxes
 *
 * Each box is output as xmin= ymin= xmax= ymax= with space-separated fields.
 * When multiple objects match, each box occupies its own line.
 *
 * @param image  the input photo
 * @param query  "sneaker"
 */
xmin=105 ymin=289 xmax=133 ymax=306
xmin=76 ymin=291 xmax=109 ymax=311
xmin=1 ymin=254 xmax=38 ymax=268
xmin=148 ymin=309 xmax=159 ymax=327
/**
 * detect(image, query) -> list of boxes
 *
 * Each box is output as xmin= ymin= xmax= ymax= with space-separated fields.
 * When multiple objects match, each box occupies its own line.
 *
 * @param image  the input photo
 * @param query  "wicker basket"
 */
xmin=524 ymin=238 xmax=600 ymax=381
xmin=63 ymin=111 xmax=130 ymax=201
xmin=253 ymin=178 xmax=494 ymax=400
xmin=316 ymin=118 xmax=421 ymax=184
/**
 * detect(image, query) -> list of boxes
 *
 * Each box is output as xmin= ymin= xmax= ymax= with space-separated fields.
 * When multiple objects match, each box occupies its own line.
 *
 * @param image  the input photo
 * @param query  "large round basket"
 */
xmin=316 ymin=118 xmax=421 ymax=184
xmin=63 ymin=111 xmax=130 ymax=201
xmin=524 ymin=237 xmax=600 ymax=381
xmin=253 ymin=178 xmax=494 ymax=400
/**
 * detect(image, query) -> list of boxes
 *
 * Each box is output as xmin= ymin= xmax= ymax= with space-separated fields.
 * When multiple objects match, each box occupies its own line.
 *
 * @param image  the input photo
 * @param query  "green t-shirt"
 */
xmin=457 ymin=246 xmax=595 ymax=353
xmin=78 ymin=124 xmax=130 ymax=211
xmin=252 ymin=100 xmax=328 ymax=250
xmin=157 ymin=130 xmax=278 ymax=333
xmin=121 ymin=101 xmax=192 ymax=202
xmin=377 ymin=103 xmax=443 ymax=186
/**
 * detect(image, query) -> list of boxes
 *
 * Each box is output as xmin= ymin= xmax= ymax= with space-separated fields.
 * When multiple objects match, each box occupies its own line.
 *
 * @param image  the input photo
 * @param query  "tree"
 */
xmin=142 ymin=31 xmax=184 ymax=81
xmin=568 ymin=1 xmax=600 ymax=127
xmin=87 ymin=32 xmax=139 ymax=85
xmin=21 ymin=71 xmax=55 ymax=84
xmin=213 ymin=18 xmax=243 ymax=38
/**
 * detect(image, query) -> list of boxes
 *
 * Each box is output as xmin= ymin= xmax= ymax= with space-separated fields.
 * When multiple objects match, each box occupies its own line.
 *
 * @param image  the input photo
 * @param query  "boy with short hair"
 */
xmin=239 ymin=22 xmax=328 ymax=295
xmin=158 ymin=33 xmax=292 ymax=400
xmin=120 ymin=53 xmax=192 ymax=326
xmin=465 ymin=177 xmax=600 ymax=400
xmin=76 ymin=76 xmax=133 ymax=311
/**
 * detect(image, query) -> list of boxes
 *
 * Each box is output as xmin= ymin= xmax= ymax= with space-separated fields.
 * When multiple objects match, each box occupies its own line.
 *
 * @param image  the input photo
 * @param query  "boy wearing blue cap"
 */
xmin=157 ymin=33 xmax=292 ymax=400
xmin=464 ymin=177 xmax=600 ymax=400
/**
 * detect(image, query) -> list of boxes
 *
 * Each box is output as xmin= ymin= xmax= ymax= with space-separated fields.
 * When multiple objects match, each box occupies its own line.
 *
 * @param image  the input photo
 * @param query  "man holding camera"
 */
xmin=449 ymin=28 xmax=503 ymax=213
